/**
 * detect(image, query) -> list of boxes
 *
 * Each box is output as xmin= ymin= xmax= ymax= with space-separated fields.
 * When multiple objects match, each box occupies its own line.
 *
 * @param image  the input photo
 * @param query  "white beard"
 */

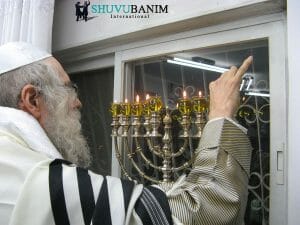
xmin=43 ymin=91 xmax=91 ymax=168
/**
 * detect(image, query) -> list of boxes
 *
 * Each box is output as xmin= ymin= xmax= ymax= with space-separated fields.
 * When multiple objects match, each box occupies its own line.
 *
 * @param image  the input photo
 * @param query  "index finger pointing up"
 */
xmin=235 ymin=56 xmax=253 ymax=79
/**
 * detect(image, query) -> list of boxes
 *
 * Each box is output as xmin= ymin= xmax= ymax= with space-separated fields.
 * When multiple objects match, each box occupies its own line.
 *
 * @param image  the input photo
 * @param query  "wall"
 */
xmin=52 ymin=0 xmax=283 ymax=53
xmin=287 ymin=1 xmax=300 ymax=224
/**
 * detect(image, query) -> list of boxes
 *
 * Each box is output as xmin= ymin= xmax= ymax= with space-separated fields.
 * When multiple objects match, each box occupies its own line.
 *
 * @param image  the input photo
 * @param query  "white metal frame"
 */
xmin=112 ymin=13 xmax=287 ymax=224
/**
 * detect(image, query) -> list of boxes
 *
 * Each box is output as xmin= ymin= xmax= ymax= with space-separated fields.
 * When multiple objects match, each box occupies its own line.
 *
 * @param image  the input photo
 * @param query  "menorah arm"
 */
xmin=171 ymin=138 xmax=189 ymax=157
xmin=124 ymin=136 xmax=161 ymax=184
xmin=146 ymin=137 xmax=163 ymax=156
xmin=171 ymin=156 xmax=194 ymax=172
xmin=158 ymin=118 xmax=252 ymax=225
xmin=134 ymin=146 xmax=163 ymax=171
xmin=113 ymin=136 xmax=133 ymax=181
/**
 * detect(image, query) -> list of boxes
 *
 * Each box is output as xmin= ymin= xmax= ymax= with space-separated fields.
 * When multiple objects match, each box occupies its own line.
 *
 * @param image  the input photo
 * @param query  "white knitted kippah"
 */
xmin=0 ymin=42 xmax=51 ymax=75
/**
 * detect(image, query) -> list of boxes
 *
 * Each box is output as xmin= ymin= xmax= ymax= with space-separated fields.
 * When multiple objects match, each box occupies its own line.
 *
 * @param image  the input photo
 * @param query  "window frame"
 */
xmin=112 ymin=13 xmax=287 ymax=225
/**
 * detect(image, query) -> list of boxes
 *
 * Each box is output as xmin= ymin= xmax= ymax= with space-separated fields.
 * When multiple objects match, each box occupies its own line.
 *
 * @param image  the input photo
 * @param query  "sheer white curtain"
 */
xmin=0 ymin=0 xmax=55 ymax=52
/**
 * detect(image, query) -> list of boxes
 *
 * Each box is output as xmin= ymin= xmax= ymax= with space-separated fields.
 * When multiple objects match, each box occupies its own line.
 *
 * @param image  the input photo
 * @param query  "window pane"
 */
xmin=125 ymin=40 xmax=269 ymax=224
xmin=71 ymin=68 xmax=114 ymax=175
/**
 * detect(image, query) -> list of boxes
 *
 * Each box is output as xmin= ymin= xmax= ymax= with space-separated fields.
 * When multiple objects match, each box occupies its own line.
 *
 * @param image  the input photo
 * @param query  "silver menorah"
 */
xmin=110 ymin=93 xmax=208 ymax=184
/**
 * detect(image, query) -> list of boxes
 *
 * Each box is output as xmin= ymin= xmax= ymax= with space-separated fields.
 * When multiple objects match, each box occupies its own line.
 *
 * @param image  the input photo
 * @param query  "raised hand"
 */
xmin=208 ymin=56 xmax=253 ymax=120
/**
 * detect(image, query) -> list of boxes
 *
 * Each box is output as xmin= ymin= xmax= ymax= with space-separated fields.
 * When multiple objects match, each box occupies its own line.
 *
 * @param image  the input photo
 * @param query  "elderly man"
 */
xmin=0 ymin=42 xmax=252 ymax=225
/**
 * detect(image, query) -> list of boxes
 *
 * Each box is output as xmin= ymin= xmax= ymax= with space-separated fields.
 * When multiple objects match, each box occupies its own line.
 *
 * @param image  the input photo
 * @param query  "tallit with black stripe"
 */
xmin=48 ymin=159 xmax=173 ymax=225
xmin=8 ymin=118 xmax=251 ymax=225
xmin=8 ymin=158 xmax=172 ymax=225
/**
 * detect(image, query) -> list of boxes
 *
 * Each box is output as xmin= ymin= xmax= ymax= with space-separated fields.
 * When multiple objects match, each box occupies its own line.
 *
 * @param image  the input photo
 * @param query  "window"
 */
xmin=122 ymin=40 xmax=269 ymax=224
xmin=71 ymin=67 xmax=114 ymax=175
xmin=113 ymin=18 xmax=286 ymax=225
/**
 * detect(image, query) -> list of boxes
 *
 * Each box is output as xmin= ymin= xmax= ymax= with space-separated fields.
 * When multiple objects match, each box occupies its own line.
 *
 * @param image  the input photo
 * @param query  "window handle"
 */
xmin=276 ymin=144 xmax=285 ymax=185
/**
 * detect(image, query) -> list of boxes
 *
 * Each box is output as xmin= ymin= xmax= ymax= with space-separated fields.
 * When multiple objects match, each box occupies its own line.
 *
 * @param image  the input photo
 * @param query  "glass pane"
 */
xmin=71 ymin=67 xmax=114 ymax=175
xmin=124 ymin=40 xmax=270 ymax=224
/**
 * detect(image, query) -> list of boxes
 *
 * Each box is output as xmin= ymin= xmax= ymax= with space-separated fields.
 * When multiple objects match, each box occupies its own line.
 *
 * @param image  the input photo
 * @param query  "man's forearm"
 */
xmin=159 ymin=119 xmax=252 ymax=225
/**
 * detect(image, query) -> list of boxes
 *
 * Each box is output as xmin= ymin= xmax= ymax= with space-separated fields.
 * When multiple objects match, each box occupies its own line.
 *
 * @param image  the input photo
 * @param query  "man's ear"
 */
xmin=18 ymin=84 xmax=43 ymax=121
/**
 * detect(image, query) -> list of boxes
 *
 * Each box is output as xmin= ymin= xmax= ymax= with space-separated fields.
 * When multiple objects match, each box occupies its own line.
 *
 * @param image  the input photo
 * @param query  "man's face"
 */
xmin=40 ymin=57 xmax=91 ymax=168
xmin=44 ymin=57 xmax=82 ymax=109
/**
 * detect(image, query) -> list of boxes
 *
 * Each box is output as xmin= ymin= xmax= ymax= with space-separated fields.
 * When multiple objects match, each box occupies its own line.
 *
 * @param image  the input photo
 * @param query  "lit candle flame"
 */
xmin=136 ymin=95 xmax=139 ymax=103
xmin=114 ymin=100 xmax=117 ymax=103
xmin=125 ymin=98 xmax=128 ymax=103
xmin=199 ymin=91 xmax=202 ymax=97
xmin=183 ymin=90 xmax=187 ymax=99
xmin=146 ymin=94 xmax=150 ymax=100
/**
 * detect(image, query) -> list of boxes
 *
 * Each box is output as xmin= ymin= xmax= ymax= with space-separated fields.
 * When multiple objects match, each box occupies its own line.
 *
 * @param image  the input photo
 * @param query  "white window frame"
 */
xmin=112 ymin=13 xmax=287 ymax=225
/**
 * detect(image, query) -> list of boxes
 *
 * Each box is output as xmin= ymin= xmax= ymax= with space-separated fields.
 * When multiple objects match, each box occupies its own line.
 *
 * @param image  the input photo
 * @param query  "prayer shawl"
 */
xmin=9 ymin=159 xmax=172 ymax=225
xmin=0 ymin=106 xmax=172 ymax=225
xmin=0 ymin=106 xmax=252 ymax=225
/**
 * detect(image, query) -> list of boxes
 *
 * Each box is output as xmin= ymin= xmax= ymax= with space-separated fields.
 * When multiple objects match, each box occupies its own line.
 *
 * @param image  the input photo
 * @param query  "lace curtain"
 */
xmin=0 ymin=0 xmax=55 ymax=51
